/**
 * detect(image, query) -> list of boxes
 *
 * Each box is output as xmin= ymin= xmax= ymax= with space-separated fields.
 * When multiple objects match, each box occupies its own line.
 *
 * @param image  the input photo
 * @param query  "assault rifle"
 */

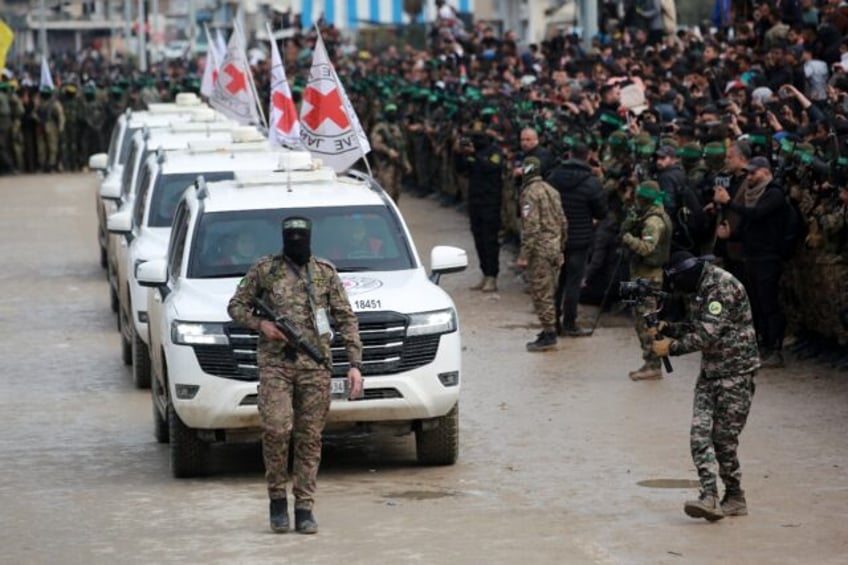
xmin=254 ymin=298 xmax=326 ymax=365
xmin=619 ymin=279 xmax=673 ymax=373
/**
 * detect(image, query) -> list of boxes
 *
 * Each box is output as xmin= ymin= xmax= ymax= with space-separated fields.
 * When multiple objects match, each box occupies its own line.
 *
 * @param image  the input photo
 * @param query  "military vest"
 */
xmin=640 ymin=208 xmax=673 ymax=267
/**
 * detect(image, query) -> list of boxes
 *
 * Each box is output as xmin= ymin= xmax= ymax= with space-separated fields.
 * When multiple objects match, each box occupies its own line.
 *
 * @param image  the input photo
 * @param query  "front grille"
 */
xmin=192 ymin=311 xmax=442 ymax=382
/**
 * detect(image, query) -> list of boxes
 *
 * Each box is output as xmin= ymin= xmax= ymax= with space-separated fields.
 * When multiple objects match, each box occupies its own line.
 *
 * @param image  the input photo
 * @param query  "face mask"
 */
xmin=666 ymin=260 xmax=704 ymax=293
xmin=283 ymin=228 xmax=311 ymax=266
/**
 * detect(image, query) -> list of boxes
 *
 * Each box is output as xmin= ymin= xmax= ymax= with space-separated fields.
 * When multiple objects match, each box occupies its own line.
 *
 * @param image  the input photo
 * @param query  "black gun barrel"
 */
xmin=254 ymin=298 xmax=326 ymax=365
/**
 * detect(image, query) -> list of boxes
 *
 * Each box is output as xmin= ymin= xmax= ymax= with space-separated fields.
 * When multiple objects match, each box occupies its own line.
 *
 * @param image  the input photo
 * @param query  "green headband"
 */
xmin=678 ymin=147 xmax=702 ymax=159
xmin=283 ymin=218 xmax=311 ymax=230
xmin=636 ymin=184 xmax=664 ymax=204
xmin=703 ymin=145 xmax=726 ymax=156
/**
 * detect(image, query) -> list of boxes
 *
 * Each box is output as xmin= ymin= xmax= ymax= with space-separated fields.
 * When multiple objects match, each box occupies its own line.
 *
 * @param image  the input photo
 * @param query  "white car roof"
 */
xmin=154 ymin=148 xmax=293 ymax=175
xmin=195 ymin=172 xmax=385 ymax=213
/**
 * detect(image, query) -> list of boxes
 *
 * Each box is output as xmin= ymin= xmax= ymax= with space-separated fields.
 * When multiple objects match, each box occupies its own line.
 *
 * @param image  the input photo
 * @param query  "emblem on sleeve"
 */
xmin=708 ymin=301 xmax=723 ymax=315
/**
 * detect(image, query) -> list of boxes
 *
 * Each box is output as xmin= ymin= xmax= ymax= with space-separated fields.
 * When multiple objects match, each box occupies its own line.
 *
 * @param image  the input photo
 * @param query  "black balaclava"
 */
xmin=664 ymin=251 xmax=705 ymax=294
xmin=282 ymin=216 xmax=312 ymax=266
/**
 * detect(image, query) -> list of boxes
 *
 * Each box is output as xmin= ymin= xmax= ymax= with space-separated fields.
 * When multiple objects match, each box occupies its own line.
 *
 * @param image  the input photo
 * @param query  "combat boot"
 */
xmin=720 ymin=491 xmax=748 ymax=516
xmin=526 ymin=330 xmax=557 ymax=352
xmin=629 ymin=364 xmax=662 ymax=381
xmin=481 ymin=276 xmax=498 ymax=293
xmin=562 ymin=324 xmax=593 ymax=337
xmin=761 ymin=350 xmax=785 ymax=369
xmin=295 ymin=509 xmax=318 ymax=534
xmin=269 ymin=497 xmax=289 ymax=533
xmin=684 ymin=492 xmax=724 ymax=522
xmin=469 ymin=277 xmax=486 ymax=291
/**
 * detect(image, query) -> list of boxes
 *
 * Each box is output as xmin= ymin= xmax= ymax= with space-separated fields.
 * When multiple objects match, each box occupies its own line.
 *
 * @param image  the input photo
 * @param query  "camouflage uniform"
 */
xmin=227 ymin=254 xmax=362 ymax=510
xmin=80 ymin=85 xmax=107 ymax=160
xmin=370 ymin=109 xmax=410 ymax=202
xmin=664 ymin=263 xmax=759 ymax=499
xmin=34 ymin=88 xmax=65 ymax=172
xmin=520 ymin=172 xmax=567 ymax=333
xmin=60 ymin=85 xmax=81 ymax=171
xmin=0 ymin=85 xmax=14 ymax=173
xmin=621 ymin=184 xmax=672 ymax=376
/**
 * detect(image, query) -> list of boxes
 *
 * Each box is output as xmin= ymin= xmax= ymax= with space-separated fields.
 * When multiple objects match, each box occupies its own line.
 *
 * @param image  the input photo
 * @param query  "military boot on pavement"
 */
xmin=269 ymin=498 xmax=289 ymax=533
xmin=526 ymin=330 xmax=557 ymax=352
xmin=562 ymin=324 xmax=593 ymax=337
xmin=720 ymin=491 xmax=748 ymax=516
xmin=629 ymin=364 xmax=662 ymax=381
xmin=684 ymin=493 xmax=724 ymax=521
xmin=481 ymin=276 xmax=498 ymax=293
xmin=761 ymin=350 xmax=785 ymax=368
xmin=469 ymin=277 xmax=486 ymax=291
xmin=295 ymin=509 xmax=318 ymax=534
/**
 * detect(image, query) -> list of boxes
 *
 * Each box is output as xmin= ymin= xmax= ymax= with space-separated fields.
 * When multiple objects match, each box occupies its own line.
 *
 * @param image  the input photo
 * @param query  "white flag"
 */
xmin=40 ymin=56 xmax=54 ymax=90
xmin=200 ymin=26 xmax=219 ymax=99
xmin=268 ymin=32 xmax=302 ymax=147
xmin=208 ymin=30 xmax=260 ymax=125
xmin=299 ymin=32 xmax=370 ymax=173
xmin=215 ymin=28 xmax=227 ymax=61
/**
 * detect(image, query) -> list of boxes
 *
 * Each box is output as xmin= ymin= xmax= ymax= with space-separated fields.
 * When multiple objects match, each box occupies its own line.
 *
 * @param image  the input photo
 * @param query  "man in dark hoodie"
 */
xmin=655 ymin=144 xmax=706 ymax=252
xmin=546 ymin=142 xmax=607 ymax=336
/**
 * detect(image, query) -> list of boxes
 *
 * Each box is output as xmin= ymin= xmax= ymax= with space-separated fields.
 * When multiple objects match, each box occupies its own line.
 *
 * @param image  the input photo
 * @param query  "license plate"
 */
xmin=330 ymin=378 xmax=349 ymax=399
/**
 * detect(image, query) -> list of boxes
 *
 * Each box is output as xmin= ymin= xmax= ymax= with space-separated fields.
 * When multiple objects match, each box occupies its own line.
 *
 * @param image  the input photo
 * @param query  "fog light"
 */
xmin=437 ymin=371 xmax=459 ymax=387
xmin=138 ymin=311 xmax=148 ymax=324
xmin=175 ymin=384 xmax=200 ymax=399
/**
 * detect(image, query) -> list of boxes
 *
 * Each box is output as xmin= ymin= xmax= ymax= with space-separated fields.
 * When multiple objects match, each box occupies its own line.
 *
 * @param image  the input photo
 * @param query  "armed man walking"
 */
xmin=228 ymin=217 xmax=363 ymax=535
xmin=519 ymin=157 xmax=568 ymax=352
xmin=370 ymin=103 xmax=411 ymax=202
xmin=650 ymin=251 xmax=759 ymax=521
xmin=620 ymin=181 xmax=672 ymax=380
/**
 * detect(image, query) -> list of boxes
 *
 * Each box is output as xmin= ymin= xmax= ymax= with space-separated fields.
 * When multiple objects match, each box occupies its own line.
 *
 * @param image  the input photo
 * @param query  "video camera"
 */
xmin=619 ymin=278 xmax=669 ymax=304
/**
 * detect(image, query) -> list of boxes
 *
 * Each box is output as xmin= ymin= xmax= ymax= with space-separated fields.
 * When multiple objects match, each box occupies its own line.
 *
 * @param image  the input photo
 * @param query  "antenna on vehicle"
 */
xmin=195 ymin=175 xmax=208 ymax=200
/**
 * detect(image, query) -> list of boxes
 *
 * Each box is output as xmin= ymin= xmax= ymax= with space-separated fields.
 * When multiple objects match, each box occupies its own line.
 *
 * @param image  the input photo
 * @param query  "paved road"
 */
xmin=0 ymin=173 xmax=846 ymax=564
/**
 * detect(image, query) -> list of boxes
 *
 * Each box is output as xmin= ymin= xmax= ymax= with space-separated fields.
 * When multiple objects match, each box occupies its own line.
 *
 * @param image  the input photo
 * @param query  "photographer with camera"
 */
xmin=620 ymin=181 xmax=672 ymax=380
xmin=650 ymin=251 xmax=759 ymax=522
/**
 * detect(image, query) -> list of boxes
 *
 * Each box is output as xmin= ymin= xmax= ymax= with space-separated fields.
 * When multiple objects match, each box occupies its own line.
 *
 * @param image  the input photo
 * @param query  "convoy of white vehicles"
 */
xmin=90 ymin=104 xmax=468 ymax=478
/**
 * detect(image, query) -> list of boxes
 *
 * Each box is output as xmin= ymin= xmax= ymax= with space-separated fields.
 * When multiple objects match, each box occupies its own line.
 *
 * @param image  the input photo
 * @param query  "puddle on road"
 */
xmin=637 ymin=479 xmax=701 ymax=489
xmin=383 ymin=490 xmax=457 ymax=501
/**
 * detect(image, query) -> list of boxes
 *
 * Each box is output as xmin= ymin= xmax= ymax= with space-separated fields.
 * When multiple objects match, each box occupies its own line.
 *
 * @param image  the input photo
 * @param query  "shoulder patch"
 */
xmin=521 ymin=203 xmax=531 ymax=218
xmin=490 ymin=153 xmax=501 ymax=165
xmin=708 ymin=301 xmax=723 ymax=315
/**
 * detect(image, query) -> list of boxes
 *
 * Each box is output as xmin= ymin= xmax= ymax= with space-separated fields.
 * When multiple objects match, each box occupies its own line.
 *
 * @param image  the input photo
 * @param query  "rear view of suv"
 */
xmin=137 ymin=166 xmax=468 ymax=477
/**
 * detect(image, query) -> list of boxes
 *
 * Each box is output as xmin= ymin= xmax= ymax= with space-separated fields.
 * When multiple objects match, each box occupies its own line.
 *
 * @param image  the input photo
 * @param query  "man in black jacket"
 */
xmin=546 ymin=142 xmax=608 ymax=336
xmin=714 ymin=156 xmax=787 ymax=368
xmin=656 ymin=144 xmax=707 ymax=252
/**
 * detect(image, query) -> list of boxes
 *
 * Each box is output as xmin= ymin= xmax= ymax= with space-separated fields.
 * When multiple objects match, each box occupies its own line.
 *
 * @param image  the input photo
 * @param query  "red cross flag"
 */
xmin=199 ymin=26 xmax=220 ymax=99
xmin=299 ymin=32 xmax=370 ymax=173
xmin=268 ymin=32 xmax=302 ymax=148
xmin=209 ymin=29 xmax=260 ymax=125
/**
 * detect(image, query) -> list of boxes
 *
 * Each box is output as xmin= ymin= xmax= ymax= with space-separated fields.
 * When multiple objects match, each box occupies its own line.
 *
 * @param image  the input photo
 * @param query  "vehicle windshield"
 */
xmin=188 ymin=205 xmax=415 ymax=278
xmin=118 ymin=126 xmax=140 ymax=167
xmin=149 ymin=172 xmax=234 ymax=227
xmin=106 ymin=123 xmax=121 ymax=169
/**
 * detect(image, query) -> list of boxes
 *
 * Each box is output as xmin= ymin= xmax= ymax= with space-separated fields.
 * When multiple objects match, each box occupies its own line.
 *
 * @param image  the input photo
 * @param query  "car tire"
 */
xmin=152 ymin=374 xmax=169 ymax=444
xmin=415 ymin=403 xmax=459 ymax=466
xmin=132 ymin=331 xmax=151 ymax=389
xmin=99 ymin=241 xmax=107 ymax=269
xmin=119 ymin=312 xmax=132 ymax=366
xmin=168 ymin=404 xmax=207 ymax=478
xmin=109 ymin=283 xmax=119 ymax=313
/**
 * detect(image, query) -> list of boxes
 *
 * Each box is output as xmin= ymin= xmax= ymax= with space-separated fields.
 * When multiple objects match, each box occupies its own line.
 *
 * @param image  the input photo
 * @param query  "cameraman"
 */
xmin=650 ymin=252 xmax=759 ymax=522
xmin=620 ymin=181 xmax=672 ymax=380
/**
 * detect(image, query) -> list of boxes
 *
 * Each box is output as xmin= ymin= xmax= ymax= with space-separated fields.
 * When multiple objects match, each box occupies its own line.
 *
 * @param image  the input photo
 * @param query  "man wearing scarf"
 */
xmin=714 ymin=157 xmax=787 ymax=368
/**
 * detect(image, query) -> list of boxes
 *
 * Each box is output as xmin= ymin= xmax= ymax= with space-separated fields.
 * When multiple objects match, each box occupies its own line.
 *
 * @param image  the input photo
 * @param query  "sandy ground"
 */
xmin=0 ymin=173 xmax=846 ymax=565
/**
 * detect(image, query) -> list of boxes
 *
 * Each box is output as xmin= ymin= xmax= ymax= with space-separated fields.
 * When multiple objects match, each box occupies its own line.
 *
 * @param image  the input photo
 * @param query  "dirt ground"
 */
xmin=0 ymin=173 xmax=846 ymax=565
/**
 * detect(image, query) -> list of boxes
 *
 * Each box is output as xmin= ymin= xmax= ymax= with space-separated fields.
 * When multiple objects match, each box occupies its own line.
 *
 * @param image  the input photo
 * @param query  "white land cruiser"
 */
xmin=137 ymin=167 xmax=467 ymax=477
xmin=108 ymin=140 xmax=294 ymax=389
xmin=102 ymin=122 xmax=247 ymax=316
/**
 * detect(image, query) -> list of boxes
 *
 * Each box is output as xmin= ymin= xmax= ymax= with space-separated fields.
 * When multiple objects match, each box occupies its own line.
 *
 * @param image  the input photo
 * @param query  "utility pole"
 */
xmin=138 ymin=0 xmax=147 ymax=71
xmin=39 ymin=0 xmax=47 ymax=56
xmin=580 ymin=0 xmax=598 ymax=48
xmin=124 ymin=0 xmax=132 ymax=60
xmin=151 ymin=0 xmax=159 ymax=61
xmin=188 ymin=0 xmax=196 ymax=55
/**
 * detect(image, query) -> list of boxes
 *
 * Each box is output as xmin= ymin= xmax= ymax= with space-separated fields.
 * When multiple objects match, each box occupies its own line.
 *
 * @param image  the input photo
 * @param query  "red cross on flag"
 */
xmin=209 ymin=29 xmax=260 ymax=125
xmin=268 ymin=33 xmax=302 ymax=148
xmin=299 ymin=32 xmax=371 ymax=173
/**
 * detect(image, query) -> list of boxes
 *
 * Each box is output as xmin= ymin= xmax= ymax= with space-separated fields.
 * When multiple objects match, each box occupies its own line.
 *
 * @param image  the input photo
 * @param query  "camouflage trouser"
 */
xmin=527 ymin=251 xmax=563 ymax=331
xmin=37 ymin=124 xmax=61 ymax=170
xmin=258 ymin=366 xmax=331 ymax=510
xmin=376 ymin=163 xmax=402 ymax=203
xmin=633 ymin=280 xmax=662 ymax=369
xmin=690 ymin=371 xmax=755 ymax=496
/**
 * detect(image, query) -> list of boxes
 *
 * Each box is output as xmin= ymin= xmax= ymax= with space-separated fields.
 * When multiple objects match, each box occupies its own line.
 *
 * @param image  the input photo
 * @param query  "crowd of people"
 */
xmin=1 ymin=1 xmax=847 ymax=372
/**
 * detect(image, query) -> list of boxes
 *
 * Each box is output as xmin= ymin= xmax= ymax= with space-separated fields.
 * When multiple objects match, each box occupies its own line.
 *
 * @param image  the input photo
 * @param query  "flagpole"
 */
xmin=234 ymin=15 xmax=268 ymax=130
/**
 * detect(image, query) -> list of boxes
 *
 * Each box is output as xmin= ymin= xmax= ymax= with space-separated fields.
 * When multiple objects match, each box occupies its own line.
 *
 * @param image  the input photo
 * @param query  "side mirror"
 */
xmin=107 ymin=209 xmax=132 ymax=235
xmin=136 ymin=258 xmax=168 ymax=287
xmin=99 ymin=167 xmax=123 ymax=201
xmin=430 ymin=245 xmax=468 ymax=284
xmin=88 ymin=153 xmax=108 ymax=171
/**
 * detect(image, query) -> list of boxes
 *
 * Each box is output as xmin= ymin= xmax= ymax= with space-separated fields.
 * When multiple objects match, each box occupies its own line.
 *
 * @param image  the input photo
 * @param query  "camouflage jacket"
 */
xmin=622 ymin=204 xmax=672 ymax=277
xmin=370 ymin=121 xmax=409 ymax=169
xmin=666 ymin=263 xmax=760 ymax=378
xmin=820 ymin=203 xmax=847 ymax=257
xmin=227 ymin=255 xmax=362 ymax=372
xmin=520 ymin=177 xmax=567 ymax=258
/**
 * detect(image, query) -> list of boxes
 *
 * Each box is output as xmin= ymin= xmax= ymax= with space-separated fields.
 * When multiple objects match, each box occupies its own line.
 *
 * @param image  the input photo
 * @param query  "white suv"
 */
xmin=137 ymin=167 xmax=468 ymax=477
xmin=107 ymin=142 xmax=293 ymax=389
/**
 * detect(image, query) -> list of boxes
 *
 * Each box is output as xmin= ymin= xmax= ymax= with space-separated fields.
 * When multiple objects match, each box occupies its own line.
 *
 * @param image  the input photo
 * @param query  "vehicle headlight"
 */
xmin=407 ymin=309 xmax=457 ymax=336
xmin=171 ymin=321 xmax=229 ymax=345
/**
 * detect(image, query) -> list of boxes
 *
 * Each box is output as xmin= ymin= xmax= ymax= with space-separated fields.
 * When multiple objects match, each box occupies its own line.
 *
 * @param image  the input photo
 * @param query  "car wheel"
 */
xmin=99 ymin=241 xmax=107 ymax=269
xmin=152 ymin=372 xmax=169 ymax=444
xmin=415 ymin=403 xmax=459 ymax=466
xmin=132 ymin=331 xmax=151 ymax=389
xmin=109 ymin=283 xmax=119 ymax=313
xmin=168 ymin=404 xmax=207 ymax=478
xmin=119 ymin=311 xmax=132 ymax=366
